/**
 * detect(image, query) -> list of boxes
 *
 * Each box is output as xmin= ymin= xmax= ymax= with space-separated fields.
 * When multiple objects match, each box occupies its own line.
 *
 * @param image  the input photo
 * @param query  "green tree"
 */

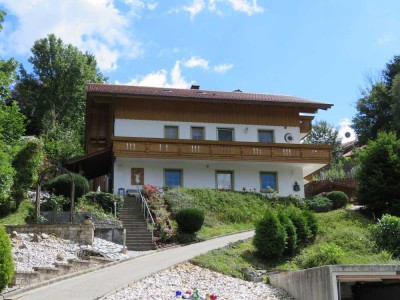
xmin=356 ymin=132 xmax=400 ymax=216
xmin=14 ymin=34 xmax=106 ymax=159
xmin=352 ymin=55 xmax=400 ymax=144
xmin=303 ymin=120 xmax=343 ymax=162
xmin=0 ymin=11 xmax=18 ymax=103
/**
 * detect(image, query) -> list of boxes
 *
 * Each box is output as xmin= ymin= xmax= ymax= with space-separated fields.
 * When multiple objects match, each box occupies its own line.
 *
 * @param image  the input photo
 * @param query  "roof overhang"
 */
xmin=66 ymin=147 xmax=112 ymax=180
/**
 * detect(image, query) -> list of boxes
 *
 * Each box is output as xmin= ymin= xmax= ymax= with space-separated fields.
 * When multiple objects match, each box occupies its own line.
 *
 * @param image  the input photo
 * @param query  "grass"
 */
xmin=0 ymin=200 xmax=34 ymax=225
xmin=191 ymin=209 xmax=398 ymax=278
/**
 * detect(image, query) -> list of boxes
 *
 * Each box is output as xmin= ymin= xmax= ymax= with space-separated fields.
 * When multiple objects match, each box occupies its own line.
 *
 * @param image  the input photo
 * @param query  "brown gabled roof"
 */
xmin=87 ymin=83 xmax=333 ymax=111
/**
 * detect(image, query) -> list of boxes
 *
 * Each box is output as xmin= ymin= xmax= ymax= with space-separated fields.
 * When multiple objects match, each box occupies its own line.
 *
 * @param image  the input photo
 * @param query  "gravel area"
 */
xmin=105 ymin=263 xmax=293 ymax=300
xmin=10 ymin=232 xmax=149 ymax=272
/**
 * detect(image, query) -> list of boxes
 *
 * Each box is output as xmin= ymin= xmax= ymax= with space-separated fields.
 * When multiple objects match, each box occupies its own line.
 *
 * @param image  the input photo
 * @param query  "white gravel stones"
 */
xmin=10 ymin=233 xmax=148 ymax=272
xmin=105 ymin=263 xmax=293 ymax=300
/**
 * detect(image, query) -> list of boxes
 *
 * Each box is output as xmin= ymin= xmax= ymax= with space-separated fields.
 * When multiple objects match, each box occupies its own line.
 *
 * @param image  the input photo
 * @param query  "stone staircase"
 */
xmin=119 ymin=195 xmax=156 ymax=251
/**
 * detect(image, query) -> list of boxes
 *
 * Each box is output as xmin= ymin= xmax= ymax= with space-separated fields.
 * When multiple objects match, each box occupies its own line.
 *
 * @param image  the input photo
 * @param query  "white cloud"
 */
xmin=377 ymin=34 xmax=394 ymax=46
xmin=121 ymin=61 xmax=194 ymax=88
xmin=183 ymin=0 xmax=206 ymax=19
xmin=184 ymin=56 xmax=209 ymax=70
xmin=0 ymin=0 xmax=145 ymax=71
xmin=213 ymin=63 xmax=234 ymax=73
xmin=181 ymin=0 xmax=264 ymax=18
xmin=338 ymin=118 xmax=356 ymax=143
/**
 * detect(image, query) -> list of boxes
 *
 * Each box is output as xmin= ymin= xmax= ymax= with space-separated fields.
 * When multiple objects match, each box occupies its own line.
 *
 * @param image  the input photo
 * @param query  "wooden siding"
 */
xmin=300 ymin=116 xmax=314 ymax=134
xmin=114 ymin=98 xmax=300 ymax=126
xmin=112 ymin=137 xmax=332 ymax=164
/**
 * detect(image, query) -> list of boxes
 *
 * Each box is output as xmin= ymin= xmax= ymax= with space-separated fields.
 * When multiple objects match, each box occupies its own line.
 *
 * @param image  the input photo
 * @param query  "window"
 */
xmin=258 ymin=130 xmax=274 ymax=143
xmin=217 ymin=128 xmax=234 ymax=142
xmin=164 ymin=169 xmax=182 ymax=188
xmin=216 ymin=171 xmax=233 ymax=190
xmin=191 ymin=127 xmax=205 ymax=140
xmin=260 ymin=172 xmax=277 ymax=191
xmin=164 ymin=126 xmax=178 ymax=139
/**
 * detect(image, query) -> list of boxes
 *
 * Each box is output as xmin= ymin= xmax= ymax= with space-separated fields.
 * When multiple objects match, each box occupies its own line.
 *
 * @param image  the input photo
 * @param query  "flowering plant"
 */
xmin=142 ymin=184 xmax=162 ymax=200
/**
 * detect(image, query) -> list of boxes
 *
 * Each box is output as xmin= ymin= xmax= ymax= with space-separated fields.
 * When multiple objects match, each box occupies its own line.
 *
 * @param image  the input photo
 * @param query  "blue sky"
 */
xmin=1 ymin=0 xmax=400 ymax=142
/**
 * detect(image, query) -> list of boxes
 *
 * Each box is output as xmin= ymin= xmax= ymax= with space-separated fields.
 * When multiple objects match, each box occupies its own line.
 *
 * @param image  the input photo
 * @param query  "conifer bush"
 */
xmin=326 ymin=191 xmax=348 ymax=209
xmin=46 ymin=173 xmax=89 ymax=199
xmin=285 ymin=206 xmax=312 ymax=246
xmin=175 ymin=208 xmax=205 ymax=234
xmin=0 ymin=225 xmax=14 ymax=292
xmin=253 ymin=209 xmax=286 ymax=259
xmin=277 ymin=210 xmax=298 ymax=255
xmin=371 ymin=214 xmax=400 ymax=258
xmin=305 ymin=196 xmax=333 ymax=212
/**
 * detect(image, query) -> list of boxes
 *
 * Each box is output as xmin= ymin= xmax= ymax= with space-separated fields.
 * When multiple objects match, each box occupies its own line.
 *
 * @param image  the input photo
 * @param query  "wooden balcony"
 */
xmin=112 ymin=137 xmax=332 ymax=164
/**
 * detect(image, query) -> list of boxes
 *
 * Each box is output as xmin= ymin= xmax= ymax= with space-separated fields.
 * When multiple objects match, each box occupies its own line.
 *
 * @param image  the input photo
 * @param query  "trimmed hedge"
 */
xmin=326 ymin=191 xmax=348 ymax=209
xmin=305 ymin=196 xmax=333 ymax=212
xmin=46 ymin=173 xmax=89 ymax=199
xmin=253 ymin=209 xmax=286 ymax=259
xmin=175 ymin=208 xmax=205 ymax=234
xmin=0 ymin=225 xmax=14 ymax=292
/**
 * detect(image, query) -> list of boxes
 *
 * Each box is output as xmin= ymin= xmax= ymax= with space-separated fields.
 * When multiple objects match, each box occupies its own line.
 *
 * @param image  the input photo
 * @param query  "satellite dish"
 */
xmin=284 ymin=133 xmax=294 ymax=143
xmin=345 ymin=132 xmax=351 ymax=138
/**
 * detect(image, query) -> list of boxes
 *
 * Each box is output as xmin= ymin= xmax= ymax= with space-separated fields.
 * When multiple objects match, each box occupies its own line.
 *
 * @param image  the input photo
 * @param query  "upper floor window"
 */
xmin=164 ymin=126 xmax=178 ymax=139
xmin=217 ymin=128 xmax=234 ymax=142
xmin=164 ymin=169 xmax=182 ymax=188
xmin=258 ymin=130 xmax=274 ymax=143
xmin=191 ymin=127 xmax=205 ymax=140
xmin=260 ymin=172 xmax=277 ymax=192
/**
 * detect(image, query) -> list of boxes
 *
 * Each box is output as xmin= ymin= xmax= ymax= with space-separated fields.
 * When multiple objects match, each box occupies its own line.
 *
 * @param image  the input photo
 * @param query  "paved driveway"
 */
xmin=5 ymin=231 xmax=254 ymax=300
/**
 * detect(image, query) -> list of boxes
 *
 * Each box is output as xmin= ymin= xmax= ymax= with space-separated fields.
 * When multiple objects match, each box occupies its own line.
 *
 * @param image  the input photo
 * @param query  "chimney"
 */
xmin=190 ymin=84 xmax=200 ymax=90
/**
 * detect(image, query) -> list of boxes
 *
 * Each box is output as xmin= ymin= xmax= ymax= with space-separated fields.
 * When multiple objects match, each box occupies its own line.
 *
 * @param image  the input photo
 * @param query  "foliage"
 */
xmin=303 ymin=120 xmax=343 ymax=162
xmin=371 ymin=214 xmax=400 ymax=258
xmin=46 ymin=173 xmax=89 ymax=200
xmin=41 ymin=194 xmax=69 ymax=212
xmin=284 ymin=205 xmax=312 ymax=246
xmin=352 ymin=55 xmax=400 ymax=144
xmin=163 ymin=189 xmax=195 ymax=216
xmin=142 ymin=184 xmax=162 ymax=200
xmin=326 ymin=191 xmax=348 ymax=209
xmin=75 ymin=198 xmax=116 ymax=219
xmin=11 ymin=138 xmax=44 ymax=206
xmin=356 ymin=132 xmax=400 ymax=216
xmin=0 ymin=200 xmax=34 ymax=225
xmin=0 ymin=225 xmax=14 ymax=292
xmin=277 ymin=210 xmax=297 ymax=255
xmin=175 ymin=208 xmax=205 ymax=234
xmin=175 ymin=233 xmax=202 ymax=244
xmin=295 ymin=243 xmax=345 ymax=269
xmin=267 ymin=194 xmax=307 ymax=209
xmin=302 ymin=209 xmax=318 ymax=237
xmin=305 ymin=196 xmax=333 ymax=212
xmin=253 ymin=209 xmax=286 ymax=259
xmin=80 ymin=192 xmax=123 ymax=214
xmin=42 ymin=122 xmax=84 ymax=163
xmin=14 ymin=34 xmax=106 ymax=151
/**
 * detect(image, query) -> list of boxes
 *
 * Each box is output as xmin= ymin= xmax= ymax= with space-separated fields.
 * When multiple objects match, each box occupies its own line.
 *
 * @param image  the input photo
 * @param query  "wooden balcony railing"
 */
xmin=112 ymin=137 xmax=332 ymax=164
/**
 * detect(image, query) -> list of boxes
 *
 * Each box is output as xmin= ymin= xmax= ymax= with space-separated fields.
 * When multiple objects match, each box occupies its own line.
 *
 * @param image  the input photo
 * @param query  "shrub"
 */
xmin=163 ymin=189 xmax=194 ymax=216
xmin=371 ymin=214 xmax=400 ymax=257
xmin=46 ymin=173 xmax=89 ymax=199
xmin=0 ymin=225 xmax=14 ymax=292
xmin=277 ymin=210 xmax=297 ymax=255
xmin=41 ymin=194 xmax=69 ymax=212
xmin=284 ymin=206 xmax=312 ymax=246
xmin=175 ymin=208 xmax=205 ymax=234
xmin=305 ymin=196 xmax=333 ymax=212
xmin=253 ymin=209 xmax=286 ymax=259
xmin=302 ymin=209 xmax=318 ymax=238
xmin=326 ymin=191 xmax=348 ymax=209
xmin=80 ymin=192 xmax=123 ymax=214
xmin=268 ymin=194 xmax=307 ymax=209
xmin=295 ymin=243 xmax=345 ymax=269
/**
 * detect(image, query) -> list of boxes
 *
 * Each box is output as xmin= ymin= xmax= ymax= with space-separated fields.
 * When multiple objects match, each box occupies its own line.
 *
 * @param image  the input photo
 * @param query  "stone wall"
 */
xmin=94 ymin=228 xmax=124 ymax=245
xmin=5 ymin=224 xmax=94 ymax=245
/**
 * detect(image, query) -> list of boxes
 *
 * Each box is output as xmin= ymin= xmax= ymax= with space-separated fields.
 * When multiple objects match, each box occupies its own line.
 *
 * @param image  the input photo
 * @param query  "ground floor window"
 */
xmin=164 ymin=169 xmax=182 ymax=188
xmin=216 ymin=171 xmax=233 ymax=190
xmin=260 ymin=172 xmax=277 ymax=192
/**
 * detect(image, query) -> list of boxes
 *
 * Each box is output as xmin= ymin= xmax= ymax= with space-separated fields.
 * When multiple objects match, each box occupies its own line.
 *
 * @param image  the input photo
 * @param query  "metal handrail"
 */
xmin=139 ymin=191 xmax=155 ymax=242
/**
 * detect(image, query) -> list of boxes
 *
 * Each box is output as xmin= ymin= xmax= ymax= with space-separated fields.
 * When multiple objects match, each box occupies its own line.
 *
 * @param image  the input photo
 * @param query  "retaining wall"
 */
xmin=5 ymin=224 xmax=94 ymax=245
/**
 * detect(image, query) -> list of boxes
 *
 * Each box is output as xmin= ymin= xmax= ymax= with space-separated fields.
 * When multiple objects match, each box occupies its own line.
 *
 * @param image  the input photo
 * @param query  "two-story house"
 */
xmin=67 ymin=83 xmax=333 ymax=197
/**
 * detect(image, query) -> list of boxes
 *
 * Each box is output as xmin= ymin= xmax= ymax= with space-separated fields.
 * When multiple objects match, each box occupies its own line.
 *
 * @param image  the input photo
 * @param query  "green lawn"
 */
xmin=191 ymin=209 xmax=397 ymax=278
xmin=0 ymin=200 xmax=33 ymax=225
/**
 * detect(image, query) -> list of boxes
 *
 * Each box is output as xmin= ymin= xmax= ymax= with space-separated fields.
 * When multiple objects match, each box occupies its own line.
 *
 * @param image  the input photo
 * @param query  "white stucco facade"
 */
xmin=114 ymin=119 xmax=301 ymax=144
xmin=114 ymin=157 xmax=305 ymax=197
